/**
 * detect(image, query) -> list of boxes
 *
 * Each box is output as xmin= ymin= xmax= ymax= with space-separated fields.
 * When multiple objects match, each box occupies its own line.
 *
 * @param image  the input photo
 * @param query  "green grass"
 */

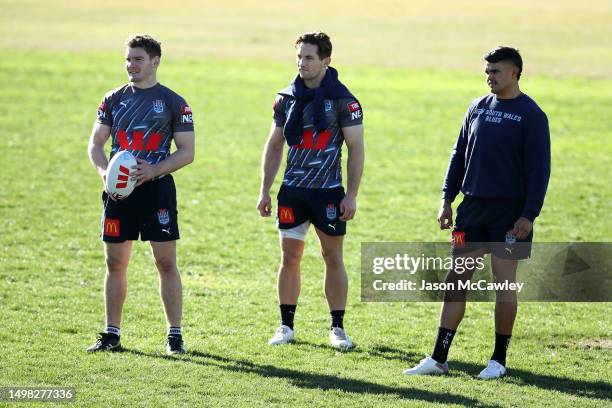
xmin=0 ymin=49 xmax=610 ymax=407
xmin=1 ymin=0 xmax=611 ymax=78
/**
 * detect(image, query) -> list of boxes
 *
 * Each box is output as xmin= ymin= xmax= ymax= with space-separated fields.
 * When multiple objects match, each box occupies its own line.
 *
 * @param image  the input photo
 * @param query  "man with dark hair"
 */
xmin=295 ymin=32 xmax=332 ymax=59
xmin=404 ymin=46 xmax=550 ymax=379
xmin=87 ymin=34 xmax=195 ymax=354
xmin=125 ymin=34 xmax=162 ymax=59
xmin=484 ymin=46 xmax=522 ymax=79
xmin=257 ymin=32 xmax=365 ymax=349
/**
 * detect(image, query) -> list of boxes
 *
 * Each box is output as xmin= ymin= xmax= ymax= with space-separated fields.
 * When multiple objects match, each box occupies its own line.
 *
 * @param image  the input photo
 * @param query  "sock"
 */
xmin=491 ymin=332 xmax=512 ymax=366
xmin=280 ymin=304 xmax=296 ymax=329
xmin=105 ymin=325 xmax=120 ymax=337
xmin=431 ymin=327 xmax=456 ymax=364
xmin=330 ymin=310 xmax=345 ymax=329
xmin=168 ymin=327 xmax=182 ymax=337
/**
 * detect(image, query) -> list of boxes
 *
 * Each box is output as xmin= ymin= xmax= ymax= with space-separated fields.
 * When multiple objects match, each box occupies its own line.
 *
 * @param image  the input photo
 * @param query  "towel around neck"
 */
xmin=280 ymin=67 xmax=355 ymax=146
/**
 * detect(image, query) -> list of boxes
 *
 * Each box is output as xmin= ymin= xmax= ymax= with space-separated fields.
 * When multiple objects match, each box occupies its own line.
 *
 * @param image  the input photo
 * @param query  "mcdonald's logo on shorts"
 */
xmin=104 ymin=218 xmax=121 ymax=237
xmin=278 ymin=206 xmax=295 ymax=224
xmin=452 ymin=230 xmax=466 ymax=248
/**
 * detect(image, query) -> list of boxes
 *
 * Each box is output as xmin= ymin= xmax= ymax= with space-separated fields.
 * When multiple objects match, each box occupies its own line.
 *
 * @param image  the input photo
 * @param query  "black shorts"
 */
xmin=277 ymin=185 xmax=346 ymax=236
xmin=101 ymin=175 xmax=180 ymax=243
xmin=452 ymin=196 xmax=532 ymax=260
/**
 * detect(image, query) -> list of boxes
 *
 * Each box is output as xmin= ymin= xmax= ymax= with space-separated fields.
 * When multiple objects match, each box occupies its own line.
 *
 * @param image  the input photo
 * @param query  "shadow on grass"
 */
xmin=275 ymin=342 xmax=612 ymax=402
xmin=124 ymin=348 xmax=499 ymax=407
xmin=291 ymin=340 xmax=422 ymax=361
xmin=450 ymin=360 xmax=612 ymax=402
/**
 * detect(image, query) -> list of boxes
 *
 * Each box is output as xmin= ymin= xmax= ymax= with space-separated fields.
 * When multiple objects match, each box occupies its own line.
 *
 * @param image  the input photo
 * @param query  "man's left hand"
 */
xmin=133 ymin=158 xmax=159 ymax=187
xmin=339 ymin=194 xmax=357 ymax=221
xmin=509 ymin=217 xmax=533 ymax=240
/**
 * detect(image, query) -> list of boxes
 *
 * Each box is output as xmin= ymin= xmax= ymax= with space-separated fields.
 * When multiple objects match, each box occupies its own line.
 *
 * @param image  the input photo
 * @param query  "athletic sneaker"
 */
xmin=166 ymin=335 xmax=186 ymax=355
xmin=268 ymin=325 xmax=294 ymax=345
xmin=403 ymin=356 xmax=449 ymax=375
xmin=86 ymin=332 xmax=122 ymax=352
xmin=329 ymin=327 xmax=353 ymax=349
xmin=477 ymin=360 xmax=507 ymax=380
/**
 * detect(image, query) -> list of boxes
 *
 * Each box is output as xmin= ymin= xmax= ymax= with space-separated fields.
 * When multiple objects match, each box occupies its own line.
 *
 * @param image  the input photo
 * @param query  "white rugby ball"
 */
xmin=105 ymin=150 xmax=137 ymax=199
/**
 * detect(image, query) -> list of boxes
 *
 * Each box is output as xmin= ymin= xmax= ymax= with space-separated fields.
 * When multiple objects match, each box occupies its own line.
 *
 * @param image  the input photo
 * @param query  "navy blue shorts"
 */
xmin=452 ymin=196 xmax=532 ymax=260
xmin=277 ymin=185 xmax=346 ymax=236
xmin=101 ymin=175 xmax=180 ymax=243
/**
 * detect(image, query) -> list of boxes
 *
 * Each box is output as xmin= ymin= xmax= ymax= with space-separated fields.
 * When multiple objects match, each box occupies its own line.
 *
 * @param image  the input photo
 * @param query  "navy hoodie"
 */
xmin=442 ymin=93 xmax=550 ymax=222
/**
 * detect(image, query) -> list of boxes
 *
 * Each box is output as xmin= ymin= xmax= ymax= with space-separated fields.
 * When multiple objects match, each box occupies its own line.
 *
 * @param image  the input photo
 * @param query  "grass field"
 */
xmin=1 ymin=1 xmax=611 ymax=407
xmin=1 ymin=0 xmax=612 ymax=78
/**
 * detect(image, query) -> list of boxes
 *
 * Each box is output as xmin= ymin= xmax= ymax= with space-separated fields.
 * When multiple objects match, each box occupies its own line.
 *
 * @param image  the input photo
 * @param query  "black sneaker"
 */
xmin=86 ymin=332 xmax=122 ymax=352
xmin=166 ymin=335 xmax=186 ymax=355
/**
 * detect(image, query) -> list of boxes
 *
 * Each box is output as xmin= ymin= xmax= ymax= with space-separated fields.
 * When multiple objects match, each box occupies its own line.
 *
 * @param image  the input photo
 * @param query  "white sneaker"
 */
xmin=268 ymin=325 xmax=294 ymax=345
xmin=329 ymin=327 xmax=353 ymax=349
xmin=403 ymin=356 xmax=449 ymax=375
xmin=477 ymin=360 xmax=507 ymax=380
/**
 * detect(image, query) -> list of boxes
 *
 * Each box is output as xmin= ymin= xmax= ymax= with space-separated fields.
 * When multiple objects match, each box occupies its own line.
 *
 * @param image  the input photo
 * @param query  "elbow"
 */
xmin=87 ymin=140 xmax=97 ymax=159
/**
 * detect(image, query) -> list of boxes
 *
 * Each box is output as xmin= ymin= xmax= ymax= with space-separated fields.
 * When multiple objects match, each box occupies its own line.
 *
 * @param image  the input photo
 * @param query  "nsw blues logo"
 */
xmin=505 ymin=232 xmax=517 ymax=245
xmin=152 ymin=99 xmax=165 ymax=114
xmin=157 ymin=208 xmax=170 ymax=225
xmin=324 ymin=100 xmax=333 ymax=112
xmin=326 ymin=204 xmax=337 ymax=220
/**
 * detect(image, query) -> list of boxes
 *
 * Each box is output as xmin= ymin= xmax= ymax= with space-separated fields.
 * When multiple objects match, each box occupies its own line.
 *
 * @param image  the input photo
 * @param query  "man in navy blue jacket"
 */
xmin=404 ymin=46 xmax=550 ymax=379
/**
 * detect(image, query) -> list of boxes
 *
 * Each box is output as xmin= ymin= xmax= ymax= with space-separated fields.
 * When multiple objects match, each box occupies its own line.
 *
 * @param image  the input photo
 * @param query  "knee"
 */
xmin=154 ymin=255 xmax=177 ymax=275
xmin=281 ymin=247 xmax=303 ymax=268
xmin=495 ymin=290 xmax=517 ymax=303
xmin=443 ymin=270 xmax=467 ymax=302
xmin=321 ymin=248 xmax=343 ymax=270
xmin=105 ymin=253 xmax=128 ymax=274
xmin=443 ymin=289 xmax=467 ymax=303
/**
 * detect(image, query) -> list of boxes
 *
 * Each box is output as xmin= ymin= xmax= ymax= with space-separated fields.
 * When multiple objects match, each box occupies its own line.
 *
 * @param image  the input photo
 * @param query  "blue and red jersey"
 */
xmin=96 ymin=83 xmax=194 ymax=164
xmin=273 ymin=91 xmax=362 ymax=189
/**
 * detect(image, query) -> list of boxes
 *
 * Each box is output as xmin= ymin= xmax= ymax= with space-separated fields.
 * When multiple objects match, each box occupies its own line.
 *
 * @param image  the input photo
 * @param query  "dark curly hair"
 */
xmin=295 ymin=32 xmax=332 ymax=59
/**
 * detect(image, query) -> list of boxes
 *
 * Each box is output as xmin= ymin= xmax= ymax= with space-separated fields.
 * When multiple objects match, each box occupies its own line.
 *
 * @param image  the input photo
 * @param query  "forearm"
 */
xmin=522 ymin=168 xmax=550 ymax=221
xmin=153 ymin=148 xmax=194 ymax=177
xmin=522 ymin=116 xmax=551 ymax=221
xmin=346 ymin=143 xmax=364 ymax=197
xmin=88 ymin=142 xmax=108 ymax=178
xmin=442 ymin=119 xmax=469 ymax=202
xmin=260 ymin=142 xmax=283 ymax=193
xmin=441 ymin=150 xmax=465 ymax=202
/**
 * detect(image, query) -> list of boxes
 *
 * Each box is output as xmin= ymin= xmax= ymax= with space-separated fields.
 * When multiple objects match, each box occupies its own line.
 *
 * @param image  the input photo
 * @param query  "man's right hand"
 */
xmin=257 ymin=192 xmax=272 ymax=217
xmin=437 ymin=199 xmax=453 ymax=229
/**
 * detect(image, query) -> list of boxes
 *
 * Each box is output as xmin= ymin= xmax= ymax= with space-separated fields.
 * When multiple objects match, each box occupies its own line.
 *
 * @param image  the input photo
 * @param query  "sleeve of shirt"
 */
xmin=171 ymin=94 xmax=195 ymax=133
xmin=521 ymin=109 xmax=551 ymax=221
xmin=338 ymin=98 xmax=363 ymax=128
xmin=441 ymin=105 xmax=472 ymax=202
xmin=96 ymin=93 xmax=113 ymax=126
xmin=273 ymin=95 xmax=287 ymax=127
